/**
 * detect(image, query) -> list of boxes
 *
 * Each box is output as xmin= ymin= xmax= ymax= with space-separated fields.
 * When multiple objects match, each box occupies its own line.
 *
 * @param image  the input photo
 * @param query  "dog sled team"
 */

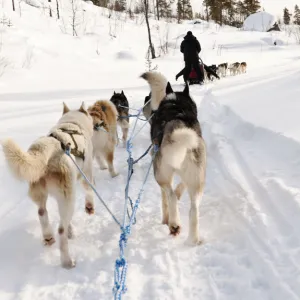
xmin=1 ymin=30 xmax=246 ymax=269
xmin=176 ymin=31 xmax=247 ymax=85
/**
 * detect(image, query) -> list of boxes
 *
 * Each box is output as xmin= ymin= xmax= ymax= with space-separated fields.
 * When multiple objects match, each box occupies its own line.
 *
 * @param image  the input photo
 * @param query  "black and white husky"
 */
xmin=110 ymin=91 xmax=130 ymax=146
xmin=141 ymin=72 xmax=206 ymax=245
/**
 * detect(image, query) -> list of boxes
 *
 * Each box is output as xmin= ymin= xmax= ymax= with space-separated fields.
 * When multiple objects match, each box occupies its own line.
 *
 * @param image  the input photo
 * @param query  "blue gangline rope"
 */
xmin=65 ymin=97 xmax=155 ymax=300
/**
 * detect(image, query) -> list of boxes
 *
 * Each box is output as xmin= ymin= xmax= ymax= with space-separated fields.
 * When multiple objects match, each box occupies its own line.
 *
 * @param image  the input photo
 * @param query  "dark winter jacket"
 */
xmin=180 ymin=34 xmax=201 ymax=62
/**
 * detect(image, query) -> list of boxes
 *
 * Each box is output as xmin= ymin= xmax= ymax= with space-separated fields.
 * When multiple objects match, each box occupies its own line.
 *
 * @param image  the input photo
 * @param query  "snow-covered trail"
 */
xmin=1 ymin=64 xmax=300 ymax=300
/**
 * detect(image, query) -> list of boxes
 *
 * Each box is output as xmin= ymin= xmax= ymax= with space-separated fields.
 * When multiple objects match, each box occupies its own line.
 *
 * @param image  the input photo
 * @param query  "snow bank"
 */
xmin=243 ymin=11 xmax=276 ymax=32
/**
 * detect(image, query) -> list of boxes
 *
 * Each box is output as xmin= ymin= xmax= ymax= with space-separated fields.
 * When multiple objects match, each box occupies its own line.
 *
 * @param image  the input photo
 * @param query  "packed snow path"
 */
xmin=1 ymin=58 xmax=300 ymax=300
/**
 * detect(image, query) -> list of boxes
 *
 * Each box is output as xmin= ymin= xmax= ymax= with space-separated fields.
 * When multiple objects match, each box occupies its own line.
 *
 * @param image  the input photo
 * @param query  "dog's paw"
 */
xmin=85 ymin=203 xmax=95 ymax=215
xmin=61 ymin=259 xmax=76 ymax=269
xmin=111 ymin=171 xmax=119 ymax=178
xmin=44 ymin=236 xmax=55 ymax=246
xmin=169 ymin=224 xmax=181 ymax=236
xmin=185 ymin=237 xmax=203 ymax=246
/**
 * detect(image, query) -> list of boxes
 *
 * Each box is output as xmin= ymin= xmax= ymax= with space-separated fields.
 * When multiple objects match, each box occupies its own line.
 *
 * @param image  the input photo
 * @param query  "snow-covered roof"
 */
xmin=243 ymin=11 xmax=276 ymax=32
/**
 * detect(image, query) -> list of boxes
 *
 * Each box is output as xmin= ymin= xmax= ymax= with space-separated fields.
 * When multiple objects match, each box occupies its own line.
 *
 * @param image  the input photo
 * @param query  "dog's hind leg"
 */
xmin=29 ymin=181 xmax=55 ymax=246
xmin=82 ymin=161 xmax=95 ymax=215
xmin=104 ymin=146 xmax=119 ymax=178
xmin=56 ymin=189 xmax=76 ymax=269
xmin=186 ymin=186 xmax=203 ymax=245
xmin=115 ymin=130 xmax=119 ymax=147
xmin=160 ymin=187 xmax=169 ymax=225
xmin=175 ymin=181 xmax=186 ymax=200
xmin=82 ymin=179 xmax=95 ymax=215
xmin=95 ymin=153 xmax=107 ymax=170
xmin=155 ymin=163 xmax=180 ymax=235
xmin=121 ymin=125 xmax=129 ymax=148
xmin=185 ymin=143 xmax=206 ymax=245
xmin=165 ymin=184 xmax=181 ymax=236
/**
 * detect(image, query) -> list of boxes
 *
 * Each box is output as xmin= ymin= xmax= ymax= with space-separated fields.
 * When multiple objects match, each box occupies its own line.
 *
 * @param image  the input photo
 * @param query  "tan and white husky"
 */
xmin=1 ymin=102 xmax=94 ymax=269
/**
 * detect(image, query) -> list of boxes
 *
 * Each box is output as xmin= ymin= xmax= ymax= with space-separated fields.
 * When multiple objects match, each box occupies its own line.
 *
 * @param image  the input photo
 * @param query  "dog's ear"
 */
xmin=101 ymin=105 xmax=106 ymax=112
xmin=114 ymin=91 xmax=116 ymax=95
xmin=166 ymin=82 xmax=173 ymax=95
xmin=79 ymin=102 xmax=88 ymax=115
xmin=183 ymin=83 xmax=189 ymax=96
xmin=63 ymin=102 xmax=70 ymax=115
xmin=121 ymin=90 xmax=124 ymax=95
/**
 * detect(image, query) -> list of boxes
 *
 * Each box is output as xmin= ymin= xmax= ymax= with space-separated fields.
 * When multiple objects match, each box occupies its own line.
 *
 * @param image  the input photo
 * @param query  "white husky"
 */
xmin=1 ymin=103 xmax=94 ymax=269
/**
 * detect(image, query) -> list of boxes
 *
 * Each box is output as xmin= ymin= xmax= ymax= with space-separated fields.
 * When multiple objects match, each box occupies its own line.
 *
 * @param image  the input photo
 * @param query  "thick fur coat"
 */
xmin=88 ymin=100 xmax=119 ymax=177
xmin=1 ymin=103 xmax=94 ymax=269
xmin=141 ymin=71 xmax=206 ymax=245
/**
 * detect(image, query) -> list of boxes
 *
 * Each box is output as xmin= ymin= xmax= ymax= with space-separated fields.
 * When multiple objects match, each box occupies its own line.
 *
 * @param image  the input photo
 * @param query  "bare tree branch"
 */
xmin=143 ymin=0 xmax=156 ymax=59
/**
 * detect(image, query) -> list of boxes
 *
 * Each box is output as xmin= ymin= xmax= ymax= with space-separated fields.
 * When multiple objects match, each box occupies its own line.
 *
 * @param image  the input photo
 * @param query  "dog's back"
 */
xmin=151 ymin=89 xmax=200 ymax=153
xmin=141 ymin=72 xmax=203 ymax=169
xmin=229 ymin=62 xmax=241 ymax=75
xmin=218 ymin=63 xmax=228 ymax=69
xmin=205 ymin=64 xmax=220 ymax=81
xmin=2 ymin=105 xmax=93 ymax=183
xmin=217 ymin=63 xmax=228 ymax=77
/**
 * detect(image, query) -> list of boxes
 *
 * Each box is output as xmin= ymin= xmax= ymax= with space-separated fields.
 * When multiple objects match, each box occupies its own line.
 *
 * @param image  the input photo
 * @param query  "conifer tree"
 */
xmin=294 ymin=5 xmax=300 ymax=25
xmin=243 ymin=0 xmax=260 ymax=17
xmin=177 ymin=0 xmax=193 ymax=23
xmin=283 ymin=7 xmax=291 ymax=25
xmin=156 ymin=0 xmax=173 ymax=20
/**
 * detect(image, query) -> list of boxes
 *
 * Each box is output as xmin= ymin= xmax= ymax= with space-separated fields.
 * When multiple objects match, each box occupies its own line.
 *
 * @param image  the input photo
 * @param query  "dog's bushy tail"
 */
xmin=161 ymin=128 xmax=198 ymax=169
xmin=94 ymin=100 xmax=118 ymax=118
xmin=1 ymin=138 xmax=54 ymax=183
xmin=140 ymin=71 xmax=168 ymax=111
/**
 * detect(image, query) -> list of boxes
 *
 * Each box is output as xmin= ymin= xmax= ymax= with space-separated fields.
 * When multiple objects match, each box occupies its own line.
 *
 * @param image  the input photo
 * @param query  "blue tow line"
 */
xmin=64 ymin=99 xmax=157 ymax=300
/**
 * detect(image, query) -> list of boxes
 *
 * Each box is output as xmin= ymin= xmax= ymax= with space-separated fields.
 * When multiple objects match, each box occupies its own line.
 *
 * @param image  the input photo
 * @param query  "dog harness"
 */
xmin=49 ymin=128 xmax=85 ymax=161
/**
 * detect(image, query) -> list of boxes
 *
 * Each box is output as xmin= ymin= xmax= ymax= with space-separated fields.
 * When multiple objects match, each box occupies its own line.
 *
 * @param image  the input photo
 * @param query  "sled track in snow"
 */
xmin=1 ymin=86 xmax=300 ymax=299
xmin=199 ymin=91 xmax=300 ymax=299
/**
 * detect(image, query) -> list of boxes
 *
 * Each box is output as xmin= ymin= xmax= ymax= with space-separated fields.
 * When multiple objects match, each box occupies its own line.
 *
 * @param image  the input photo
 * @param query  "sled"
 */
xmin=188 ymin=63 xmax=205 ymax=85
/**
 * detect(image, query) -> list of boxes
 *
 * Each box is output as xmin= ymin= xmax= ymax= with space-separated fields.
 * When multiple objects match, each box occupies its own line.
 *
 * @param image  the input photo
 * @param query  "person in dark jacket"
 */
xmin=180 ymin=31 xmax=204 ymax=84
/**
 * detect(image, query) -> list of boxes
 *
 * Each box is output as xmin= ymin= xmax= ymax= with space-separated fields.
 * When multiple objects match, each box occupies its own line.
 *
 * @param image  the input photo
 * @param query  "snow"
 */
xmin=243 ymin=11 xmax=276 ymax=32
xmin=1 ymin=0 xmax=300 ymax=299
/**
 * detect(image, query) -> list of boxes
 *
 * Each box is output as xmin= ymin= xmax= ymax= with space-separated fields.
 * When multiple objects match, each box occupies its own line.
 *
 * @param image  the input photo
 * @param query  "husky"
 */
xmin=217 ymin=63 xmax=228 ymax=77
xmin=110 ymin=91 xmax=130 ymax=147
xmin=1 ymin=103 xmax=94 ymax=269
xmin=204 ymin=64 xmax=220 ymax=81
xmin=141 ymin=72 xmax=206 ymax=245
xmin=240 ymin=62 xmax=247 ymax=73
xmin=88 ymin=100 xmax=119 ymax=178
xmin=229 ymin=62 xmax=241 ymax=76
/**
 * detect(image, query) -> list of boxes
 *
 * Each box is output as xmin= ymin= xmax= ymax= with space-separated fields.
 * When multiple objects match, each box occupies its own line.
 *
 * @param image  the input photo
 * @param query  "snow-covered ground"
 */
xmin=1 ymin=1 xmax=300 ymax=299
